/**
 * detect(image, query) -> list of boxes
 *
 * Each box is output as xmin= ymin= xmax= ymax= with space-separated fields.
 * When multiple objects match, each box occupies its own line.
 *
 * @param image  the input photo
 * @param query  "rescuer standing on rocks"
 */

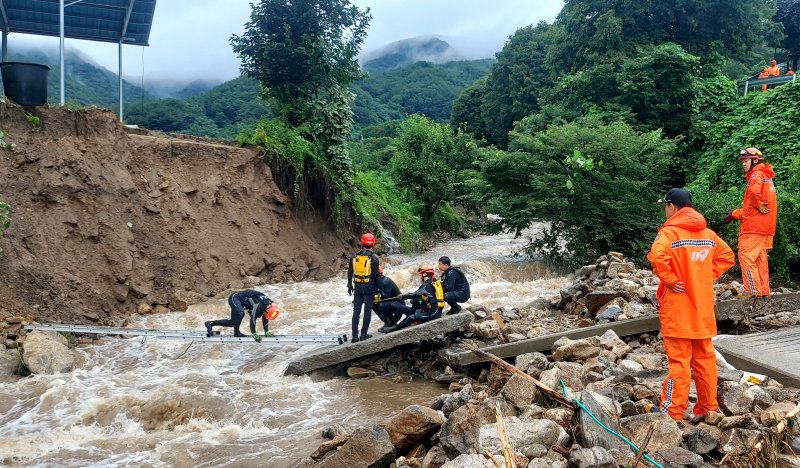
xmin=347 ymin=233 xmax=380 ymax=342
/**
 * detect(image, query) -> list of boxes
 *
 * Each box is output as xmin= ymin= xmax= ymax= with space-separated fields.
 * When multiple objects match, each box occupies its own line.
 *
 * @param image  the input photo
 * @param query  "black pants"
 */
xmin=352 ymin=290 xmax=375 ymax=338
xmin=392 ymin=306 xmax=441 ymax=330
xmin=208 ymin=295 xmax=248 ymax=336
xmin=374 ymin=300 xmax=403 ymax=326
xmin=445 ymin=291 xmax=469 ymax=312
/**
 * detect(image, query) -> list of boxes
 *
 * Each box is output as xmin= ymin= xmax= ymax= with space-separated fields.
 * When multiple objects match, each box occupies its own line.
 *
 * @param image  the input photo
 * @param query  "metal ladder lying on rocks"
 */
xmin=23 ymin=323 xmax=345 ymax=345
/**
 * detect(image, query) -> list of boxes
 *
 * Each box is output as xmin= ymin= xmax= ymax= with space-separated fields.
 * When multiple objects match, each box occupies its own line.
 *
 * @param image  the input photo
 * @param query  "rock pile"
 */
xmin=302 ymin=327 xmax=800 ymax=467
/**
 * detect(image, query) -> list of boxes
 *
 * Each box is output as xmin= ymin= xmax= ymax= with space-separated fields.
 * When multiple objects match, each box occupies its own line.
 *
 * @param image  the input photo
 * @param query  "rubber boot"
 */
xmin=351 ymin=336 xmax=360 ymax=343
xmin=205 ymin=321 xmax=214 ymax=337
xmin=360 ymin=333 xmax=373 ymax=341
xmin=446 ymin=305 xmax=461 ymax=316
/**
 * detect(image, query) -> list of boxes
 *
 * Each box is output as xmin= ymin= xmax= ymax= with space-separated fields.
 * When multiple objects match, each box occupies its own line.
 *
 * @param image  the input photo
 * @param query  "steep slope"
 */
xmin=0 ymin=104 xmax=352 ymax=325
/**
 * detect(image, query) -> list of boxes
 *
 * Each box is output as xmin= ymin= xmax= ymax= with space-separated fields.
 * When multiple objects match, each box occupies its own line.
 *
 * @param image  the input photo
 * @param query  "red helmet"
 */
xmin=417 ymin=265 xmax=435 ymax=281
xmin=360 ymin=232 xmax=376 ymax=247
xmin=739 ymin=147 xmax=764 ymax=162
xmin=266 ymin=304 xmax=280 ymax=320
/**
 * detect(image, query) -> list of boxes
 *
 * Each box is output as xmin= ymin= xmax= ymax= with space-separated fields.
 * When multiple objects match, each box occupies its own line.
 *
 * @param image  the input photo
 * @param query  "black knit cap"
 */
xmin=659 ymin=188 xmax=693 ymax=208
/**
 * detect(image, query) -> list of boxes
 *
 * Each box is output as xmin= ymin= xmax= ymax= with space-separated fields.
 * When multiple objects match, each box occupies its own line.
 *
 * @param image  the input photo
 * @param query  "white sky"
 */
xmin=13 ymin=0 xmax=563 ymax=82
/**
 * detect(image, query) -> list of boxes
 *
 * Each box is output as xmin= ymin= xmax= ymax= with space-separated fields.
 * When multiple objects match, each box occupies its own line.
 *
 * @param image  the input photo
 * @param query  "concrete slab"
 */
xmin=714 ymin=326 xmax=800 ymax=387
xmin=451 ymin=316 xmax=662 ymax=366
xmin=715 ymin=293 xmax=800 ymax=322
xmin=284 ymin=313 xmax=474 ymax=375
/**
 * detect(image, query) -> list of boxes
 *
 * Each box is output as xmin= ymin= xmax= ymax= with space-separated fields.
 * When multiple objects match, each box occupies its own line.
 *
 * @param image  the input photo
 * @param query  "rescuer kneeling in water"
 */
xmin=205 ymin=289 xmax=280 ymax=337
xmin=383 ymin=265 xmax=444 ymax=333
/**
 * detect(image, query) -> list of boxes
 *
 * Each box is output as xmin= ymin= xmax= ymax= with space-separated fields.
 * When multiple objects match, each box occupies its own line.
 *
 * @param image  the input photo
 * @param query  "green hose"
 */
xmin=561 ymin=380 xmax=665 ymax=468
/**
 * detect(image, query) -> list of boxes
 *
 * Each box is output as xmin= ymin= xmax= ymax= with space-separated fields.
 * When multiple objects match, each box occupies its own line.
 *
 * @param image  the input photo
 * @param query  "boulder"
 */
xmin=584 ymin=291 xmax=630 ymax=315
xmin=554 ymin=362 xmax=584 ymax=393
xmin=543 ymin=408 xmax=574 ymax=429
xmin=747 ymin=385 xmax=776 ymax=409
xmin=569 ymin=446 xmax=616 ymax=468
xmin=704 ymin=411 xmax=724 ymax=426
xmin=478 ymin=418 xmax=568 ymax=455
xmin=315 ymin=426 xmax=395 ymax=468
xmin=552 ymin=338 xmax=600 ymax=362
xmin=322 ymin=423 xmax=352 ymax=440
xmin=617 ymin=359 xmax=644 ymax=374
xmin=619 ymin=413 xmax=682 ymax=452
xmin=501 ymin=375 xmax=538 ymax=410
xmin=598 ymin=330 xmax=626 ymax=350
xmin=22 ymin=331 xmax=75 ymax=374
xmin=651 ymin=446 xmax=704 ymax=467
xmin=0 ymin=348 xmax=20 ymax=375
xmin=386 ymin=405 xmax=445 ymax=451
xmin=627 ymin=352 xmax=663 ymax=370
xmin=441 ymin=384 xmax=475 ymax=417
xmin=347 ymin=367 xmax=378 ymax=378
xmin=719 ymin=428 xmax=762 ymax=454
xmin=683 ymin=423 xmax=721 ymax=455
xmin=439 ymin=398 xmax=516 ymax=458
xmin=760 ymin=401 xmax=799 ymax=426
xmin=470 ymin=321 xmax=501 ymax=339
xmin=441 ymin=454 xmax=504 ymax=468
xmin=606 ymin=262 xmax=635 ymax=279
xmin=515 ymin=352 xmax=548 ymax=377
xmin=580 ymin=391 xmax=628 ymax=452
xmin=311 ymin=435 xmax=348 ymax=460
xmin=421 ymin=445 xmax=448 ymax=468
xmin=717 ymin=368 xmax=744 ymax=383
xmin=718 ymin=381 xmax=755 ymax=415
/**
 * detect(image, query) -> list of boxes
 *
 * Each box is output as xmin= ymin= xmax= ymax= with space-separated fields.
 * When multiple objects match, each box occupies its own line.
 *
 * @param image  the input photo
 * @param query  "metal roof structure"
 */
xmin=0 ymin=0 xmax=156 ymax=46
xmin=0 ymin=0 xmax=158 ymax=119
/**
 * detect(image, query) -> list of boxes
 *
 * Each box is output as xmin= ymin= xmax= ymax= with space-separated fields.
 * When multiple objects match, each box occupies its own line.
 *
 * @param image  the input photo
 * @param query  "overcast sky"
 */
xmin=15 ymin=0 xmax=563 ymax=83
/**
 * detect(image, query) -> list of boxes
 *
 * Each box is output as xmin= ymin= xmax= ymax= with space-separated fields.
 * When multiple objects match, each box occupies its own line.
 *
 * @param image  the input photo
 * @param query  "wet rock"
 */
xmin=407 ymin=443 xmax=427 ymax=460
xmin=554 ymin=362 xmax=584 ymax=392
xmin=470 ymin=321 xmax=500 ymax=339
xmin=580 ymin=391 xmax=628 ymax=452
xmin=747 ymin=385 xmax=775 ymax=409
xmin=584 ymin=291 xmax=629 ymax=315
xmin=521 ymin=443 xmax=548 ymax=459
xmin=622 ymin=302 xmax=653 ymax=319
xmin=619 ymin=400 xmax=637 ymax=418
xmin=421 ymin=445 xmax=448 ymax=468
xmin=627 ymin=352 xmax=662 ymax=370
xmin=315 ymin=426 xmax=395 ymax=468
xmin=651 ymin=446 xmax=704 ymax=467
xmin=718 ymin=381 xmax=755 ymax=415
xmin=478 ymin=418 xmax=568 ymax=455
xmin=0 ymin=349 xmax=20 ymax=375
xmin=717 ymin=368 xmax=744 ymax=383
xmin=600 ymin=330 xmax=625 ymax=350
xmin=719 ymin=428 xmax=762 ymax=454
xmin=386 ymin=405 xmax=445 ymax=452
xmin=137 ymin=302 xmax=154 ymax=314
xmin=606 ymin=262 xmax=635 ymax=279
xmin=311 ymin=435 xmax=348 ymax=460
xmin=439 ymin=398 xmax=516 ymax=458
xmin=553 ymin=338 xmax=600 ymax=362
xmin=632 ymin=384 xmax=657 ymax=402
xmin=619 ymin=413 xmax=682 ymax=452
xmin=441 ymin=384 xmax=475 ymax=416
xmin=502 ymin=375 xmax=538 ymax=410
xmin=611 ymin=344 xmax=632 ymax=360
xmin=441 ymin=454 xmax=504 ymax=468
xmin=718 ymin=414 xmax=756 ymax=430
xmin=704 ymin=411 xmax=724 ymax=426
xmin=760 ymin=401 xmax=798 ymax=426
xmin=515 ymin=352 xmax=548 ymax=377
xmin=617 ymin=359 xmax=644 ymax=374
xmin=347 ymin=367 xmax=377 ymax=378
xmin=507 ymin=333 xmax=526 ymax=342
xmin=569 ymin=446 xmax=616 ymax=468
xmin=543 ymin=408 xmax=574 ymax=429
xmin=583 ymin=357 xmax=608 ymax=375
xmin=538 ymin=368 xmax=562 ymax=394
xmin=22 ymin=331 xmax=75 ymax=374
xmin=322 ymin=423 xmax=351 ymax=439
xmin=776 ymin=454 xmax=800 ymax=468
xmin=683 ymin=423 xmax=721 ymax=455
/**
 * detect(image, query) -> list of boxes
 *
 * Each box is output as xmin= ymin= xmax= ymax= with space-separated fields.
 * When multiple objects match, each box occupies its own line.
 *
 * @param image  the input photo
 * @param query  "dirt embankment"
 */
xmin=0 ymin=104 xmax=352 ymax=324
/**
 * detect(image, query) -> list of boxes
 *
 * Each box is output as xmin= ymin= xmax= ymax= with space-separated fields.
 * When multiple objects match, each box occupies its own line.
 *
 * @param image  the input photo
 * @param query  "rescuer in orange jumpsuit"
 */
xmin=758 ymin=59 xmax=781 ymax=91
xmin=648 ymin=188 xmax=735 ymax=420
xmin=723 ymin=148 xmax=778 ymax=296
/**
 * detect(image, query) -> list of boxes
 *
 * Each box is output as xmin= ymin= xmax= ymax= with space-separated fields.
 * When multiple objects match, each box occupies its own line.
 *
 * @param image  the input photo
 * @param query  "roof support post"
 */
xmin=2 ymin=28 xmax=7 ymax=63
xmin=118 ymin=40 xmax=123 ymax=122
xmin=59 ymin=0 xmax=65 ymax=105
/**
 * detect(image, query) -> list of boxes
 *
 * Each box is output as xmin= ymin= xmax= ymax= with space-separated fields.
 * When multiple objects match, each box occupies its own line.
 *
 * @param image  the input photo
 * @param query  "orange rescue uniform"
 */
xmin=759 ymin=64 xmax=780 ymax=91
xmin=731 ymin=164 xmax=777 ymax=296
xmin=647 ymin=208 xmax=735 ymax=420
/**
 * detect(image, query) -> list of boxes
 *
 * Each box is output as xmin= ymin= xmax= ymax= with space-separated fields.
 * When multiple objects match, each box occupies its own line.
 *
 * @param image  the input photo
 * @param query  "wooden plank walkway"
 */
xmin=714 ymin=326 xmax=800 ymax=387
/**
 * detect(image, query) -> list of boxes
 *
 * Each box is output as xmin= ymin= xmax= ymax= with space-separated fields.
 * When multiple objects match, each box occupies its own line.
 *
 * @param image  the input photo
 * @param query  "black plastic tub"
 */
xmin=0 ymin=62 xmax=50 ymax=106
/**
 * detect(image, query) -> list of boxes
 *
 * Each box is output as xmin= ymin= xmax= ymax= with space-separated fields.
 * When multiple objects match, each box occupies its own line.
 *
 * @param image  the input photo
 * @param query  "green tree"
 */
xmin=480 ymin=116 xmax=675 ymax=264
xmin=230 ymin=0 xmax=371 ymax=127
xmin=481 ymin=22 xmax=555 ymax=148
xmin=450 ymin=77 xmax=490 ymax=141
xmin=553 ymin=0 xmax=780 ymax=71
xmin=777 ymin=0 xmax=800 ymax=63
xmin=391 ymin=115 xmax=458 ymax=226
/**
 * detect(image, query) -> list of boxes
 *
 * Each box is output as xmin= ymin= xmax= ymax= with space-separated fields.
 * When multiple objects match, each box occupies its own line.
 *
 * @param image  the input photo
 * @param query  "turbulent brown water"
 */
xmin=0 ymin=228 xmax=570 ymax=467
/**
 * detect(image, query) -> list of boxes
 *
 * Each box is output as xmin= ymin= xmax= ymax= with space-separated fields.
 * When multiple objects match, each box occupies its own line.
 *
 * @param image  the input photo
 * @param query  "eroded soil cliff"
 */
xmin=0 ymin=104 xmax=351 ymax=324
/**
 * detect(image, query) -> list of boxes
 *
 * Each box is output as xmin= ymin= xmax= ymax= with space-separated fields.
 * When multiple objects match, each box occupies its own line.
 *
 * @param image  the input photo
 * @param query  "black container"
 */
xmin=0 ymin=62 xmax=50 ymax=106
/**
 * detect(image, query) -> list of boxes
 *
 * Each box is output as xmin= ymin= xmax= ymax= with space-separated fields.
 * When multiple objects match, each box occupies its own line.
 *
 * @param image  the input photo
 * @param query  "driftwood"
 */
xmin=466 ymin=343 xmax=575 ymax=408
xmin=754 ymin=401 xmax=800 ymax=451
xmin=496 ymin=402 xmax=517 ymax=468
xmin=633 ymin=422 xmax=656 ymax=467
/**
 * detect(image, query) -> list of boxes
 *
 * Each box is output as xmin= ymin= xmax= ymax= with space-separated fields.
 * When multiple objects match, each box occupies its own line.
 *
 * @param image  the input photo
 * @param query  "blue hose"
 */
xmin=561 ymin=380 xmax=665 ymax=468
